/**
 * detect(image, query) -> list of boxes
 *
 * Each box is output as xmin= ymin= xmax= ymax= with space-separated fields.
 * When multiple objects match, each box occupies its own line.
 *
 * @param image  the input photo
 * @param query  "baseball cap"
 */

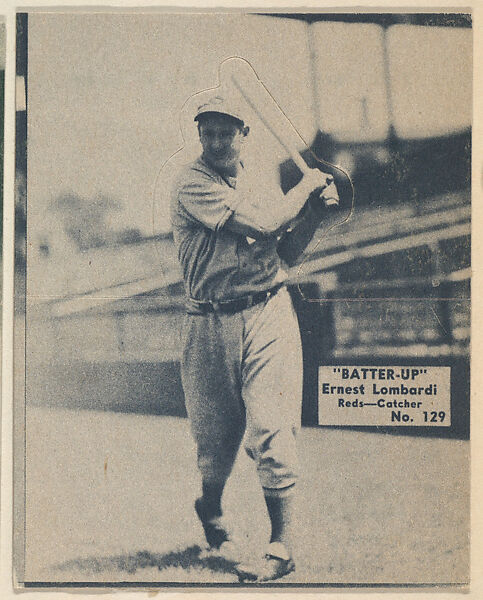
xmin=194 ymin=94 xmax=246 ymax=126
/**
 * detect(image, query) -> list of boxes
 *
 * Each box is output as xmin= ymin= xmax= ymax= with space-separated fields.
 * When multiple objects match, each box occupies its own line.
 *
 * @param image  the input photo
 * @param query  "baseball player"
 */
xmin=170 ymin=94 xmax=333 ymax=582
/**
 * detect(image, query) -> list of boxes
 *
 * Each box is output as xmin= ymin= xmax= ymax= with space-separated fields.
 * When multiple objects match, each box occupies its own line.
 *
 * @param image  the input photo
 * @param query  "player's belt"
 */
xmin=186 ymin=284 xmax=284 ymax=315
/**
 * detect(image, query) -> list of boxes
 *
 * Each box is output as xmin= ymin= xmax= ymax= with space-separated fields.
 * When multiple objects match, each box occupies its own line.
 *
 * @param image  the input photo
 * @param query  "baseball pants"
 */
xmin=181 ymin=286 xmax=303 ymax=495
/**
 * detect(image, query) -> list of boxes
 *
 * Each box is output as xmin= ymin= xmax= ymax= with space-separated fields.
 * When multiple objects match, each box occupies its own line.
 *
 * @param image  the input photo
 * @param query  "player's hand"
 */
xmin=303 ymin=168 xmax=334 ymax=196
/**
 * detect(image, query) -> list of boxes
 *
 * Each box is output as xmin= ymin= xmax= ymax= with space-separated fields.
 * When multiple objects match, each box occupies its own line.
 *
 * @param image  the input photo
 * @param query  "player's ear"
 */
xmin=241 ymin=125 xmax=249 ymax=137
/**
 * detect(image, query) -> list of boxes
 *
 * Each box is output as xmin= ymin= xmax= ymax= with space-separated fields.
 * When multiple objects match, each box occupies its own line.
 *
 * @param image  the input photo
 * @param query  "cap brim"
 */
xmin=194 ymin=110 xmax=244 ymax=126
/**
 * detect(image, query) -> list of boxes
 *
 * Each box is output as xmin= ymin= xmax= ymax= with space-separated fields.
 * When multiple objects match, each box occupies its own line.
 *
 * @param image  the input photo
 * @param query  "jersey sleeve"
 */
xmin=175 ymin=163 xmax=311 ymax=238
xmin=177 ymin=170 xmax=240 ymax=231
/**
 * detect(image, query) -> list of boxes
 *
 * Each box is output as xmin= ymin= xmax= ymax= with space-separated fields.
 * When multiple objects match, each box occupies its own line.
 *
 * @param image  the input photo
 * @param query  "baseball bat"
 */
xmin=222 ymin=59 xmax=340 ymax=207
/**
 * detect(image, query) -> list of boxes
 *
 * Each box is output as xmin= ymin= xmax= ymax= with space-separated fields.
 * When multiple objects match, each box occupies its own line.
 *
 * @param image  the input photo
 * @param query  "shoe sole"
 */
xmin=237 ymin=559 xmax=295 ymax=583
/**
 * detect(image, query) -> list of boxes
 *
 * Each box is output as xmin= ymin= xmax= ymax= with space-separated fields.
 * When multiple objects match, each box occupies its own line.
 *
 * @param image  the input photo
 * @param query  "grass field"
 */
xmin=22 ymin=405 xmax=469 ymax=587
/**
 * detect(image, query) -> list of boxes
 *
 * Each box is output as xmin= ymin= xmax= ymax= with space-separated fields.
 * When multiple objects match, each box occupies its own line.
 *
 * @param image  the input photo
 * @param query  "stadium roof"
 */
xmin=263 ymin=13 xmax=472 ymax=28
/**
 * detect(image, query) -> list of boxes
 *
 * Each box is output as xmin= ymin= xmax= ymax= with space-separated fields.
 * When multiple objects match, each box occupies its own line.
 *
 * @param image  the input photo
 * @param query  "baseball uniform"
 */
xmin=171 ymin=155 xmax=303 ymax=494
xmin=168 ymin=91 xmax=335 ymax=581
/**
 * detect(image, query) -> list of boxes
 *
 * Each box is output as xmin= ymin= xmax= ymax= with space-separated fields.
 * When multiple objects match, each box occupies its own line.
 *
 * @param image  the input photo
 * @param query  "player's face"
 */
xmin=198 ymin=114 xmax=247 ymax=175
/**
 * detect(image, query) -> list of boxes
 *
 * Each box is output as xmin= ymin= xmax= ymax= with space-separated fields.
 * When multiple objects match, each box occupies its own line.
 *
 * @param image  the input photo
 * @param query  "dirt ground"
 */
xmin=22 ymin=405 xmax=469 ymax=587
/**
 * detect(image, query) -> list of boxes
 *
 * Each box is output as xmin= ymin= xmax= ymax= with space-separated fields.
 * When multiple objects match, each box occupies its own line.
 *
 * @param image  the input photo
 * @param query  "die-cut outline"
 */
xmin=152 ymin=56 xmax=354 ymax=302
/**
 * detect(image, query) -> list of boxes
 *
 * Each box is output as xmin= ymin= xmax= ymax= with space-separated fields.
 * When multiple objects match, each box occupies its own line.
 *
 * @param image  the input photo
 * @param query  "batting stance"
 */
xmin=170 ymin=95 xmax=333 ymax=582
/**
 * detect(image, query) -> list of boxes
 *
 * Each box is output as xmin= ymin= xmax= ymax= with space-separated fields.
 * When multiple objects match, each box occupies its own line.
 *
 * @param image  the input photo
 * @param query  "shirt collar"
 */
xmin=196 ymin=156 xmax=244 ymax=189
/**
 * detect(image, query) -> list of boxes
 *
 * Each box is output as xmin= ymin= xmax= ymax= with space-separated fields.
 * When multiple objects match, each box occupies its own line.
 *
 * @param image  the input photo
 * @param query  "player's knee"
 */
xmin=245 ymin=428 xmax=298 ymax=489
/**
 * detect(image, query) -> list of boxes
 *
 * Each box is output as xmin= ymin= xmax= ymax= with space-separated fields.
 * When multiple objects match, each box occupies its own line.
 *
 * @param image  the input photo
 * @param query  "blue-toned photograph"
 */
xmin=15 ymin=11 xmax=470 ymax=589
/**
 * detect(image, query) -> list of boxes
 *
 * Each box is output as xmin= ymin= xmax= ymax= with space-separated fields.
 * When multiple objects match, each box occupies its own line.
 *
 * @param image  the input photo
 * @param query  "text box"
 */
xmin=318 ymin=366 xmax=451 ymax=426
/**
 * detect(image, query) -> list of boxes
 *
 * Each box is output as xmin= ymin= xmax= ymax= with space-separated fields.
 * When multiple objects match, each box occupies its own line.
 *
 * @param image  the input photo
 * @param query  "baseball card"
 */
xmin=5 ymin=4 xmax=477 ymax=595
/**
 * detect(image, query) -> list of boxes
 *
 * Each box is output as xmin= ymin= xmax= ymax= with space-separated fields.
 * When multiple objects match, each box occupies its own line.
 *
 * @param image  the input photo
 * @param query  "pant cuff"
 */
xmin=262 ymin=483 xmax=296 ymax=498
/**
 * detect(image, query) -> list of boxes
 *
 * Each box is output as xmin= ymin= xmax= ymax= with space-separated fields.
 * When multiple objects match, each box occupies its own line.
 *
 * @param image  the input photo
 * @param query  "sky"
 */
xmin=28 ymin=13 xmax=315 ymax=237
xmin=27 ymin=13 xmax=472 ymax=238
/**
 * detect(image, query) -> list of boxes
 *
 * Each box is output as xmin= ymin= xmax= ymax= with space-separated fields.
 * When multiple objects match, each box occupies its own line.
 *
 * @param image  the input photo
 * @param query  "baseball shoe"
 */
xmin=236 ymin=542 xmax=295 ymax=583
xmin=195 ymin=497 xmax=231 ymax=551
